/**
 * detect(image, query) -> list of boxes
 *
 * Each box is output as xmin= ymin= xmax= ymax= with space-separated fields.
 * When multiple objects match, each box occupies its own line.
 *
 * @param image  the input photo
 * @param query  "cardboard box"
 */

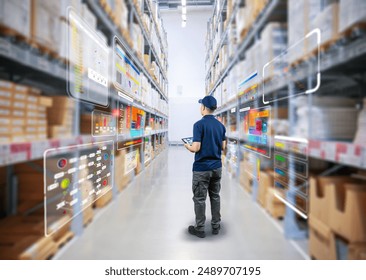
xmin=0 ymin=0 xmax=31 ymax=39
xmin=339 ymin=0 xmax=366 ymax=33
xmin=48 ymin=125 xmax=73 ymax=139
xmin=47 ymin=112 xmax=73 ymax=126
xmin=309 ymin=176 xmax=355 ymax=225
xmin=0 ymin=89 xmax=12 ymax=99
xmin=312 ymin=3 xmax=339 ymax=52
xmin=0 ymin=80 xmax=14 ymax=91
xmin=95 ymin=188 xmax=113 ymax=208
xmin=258 ymin=171 xmax=273 ymax=207
xmin=38 ymin=96 xmax=53 ymax=107
xmin=309 ymin=215 xmax=337 ymax=260
xmin=31 ymin=0 xmax=61 ymax=52
xmin=266 ymin=188 xmax=286 ymax=219
xmin=348 ymin=243 xmax=366 ymax=260
xmin=329 ymin=182 xmax=366 ymax=243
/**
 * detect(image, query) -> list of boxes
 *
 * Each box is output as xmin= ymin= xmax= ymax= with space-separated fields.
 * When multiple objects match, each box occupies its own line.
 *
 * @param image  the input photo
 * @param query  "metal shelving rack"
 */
xmin=0 ymin=0 xmax=169 ymax=237
xmin=206 ymin=0 xmax=366 ymax=240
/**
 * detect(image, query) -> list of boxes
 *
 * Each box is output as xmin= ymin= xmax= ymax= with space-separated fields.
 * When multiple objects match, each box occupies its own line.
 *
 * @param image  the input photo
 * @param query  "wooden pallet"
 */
xmin=55 ymin=231 xmax=74 ymax=249
xmin=289 ymin=55 xmax=308 ymax=68
xmin=95 ymin=188 xmax=113 ymax=208
xmin=0 ymin=25 xmax=30 ymax=44
xmin=0 ymin=235 xmax=58 ymax=260
xmin=29 ymin=39 xmax=59 ymax=59
xmin=83 ymin=206 xmax=94 ymax=227
xmin=340 ymin=22 xmax=366 ymax=41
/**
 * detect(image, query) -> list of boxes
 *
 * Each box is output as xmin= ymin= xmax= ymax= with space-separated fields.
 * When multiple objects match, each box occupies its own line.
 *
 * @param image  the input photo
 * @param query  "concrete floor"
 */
xmin=57 ymin=146 xmax=306 ymax=260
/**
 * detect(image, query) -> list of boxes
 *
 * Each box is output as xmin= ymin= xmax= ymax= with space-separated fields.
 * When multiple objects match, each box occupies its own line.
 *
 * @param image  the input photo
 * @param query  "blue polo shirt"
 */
xmin=192 ymin=115 xmax=226 ymax=172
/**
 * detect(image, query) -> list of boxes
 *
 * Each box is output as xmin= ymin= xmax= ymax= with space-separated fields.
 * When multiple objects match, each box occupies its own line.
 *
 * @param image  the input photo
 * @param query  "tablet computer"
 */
xmin=182 ymin=137 xmax=193 ymax=145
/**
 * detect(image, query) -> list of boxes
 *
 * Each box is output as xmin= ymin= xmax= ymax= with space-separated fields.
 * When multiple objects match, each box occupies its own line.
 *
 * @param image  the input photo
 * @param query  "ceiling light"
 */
xmin=182 ymin=20 xmax=186 ymax=28
xmin=182 ymin=0 xmax=186 ymax=6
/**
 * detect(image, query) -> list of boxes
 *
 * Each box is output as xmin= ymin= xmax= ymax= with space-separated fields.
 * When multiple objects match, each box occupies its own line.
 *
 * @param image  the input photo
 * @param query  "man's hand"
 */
xmin=184 ymin=142 xmax=201 ymax=153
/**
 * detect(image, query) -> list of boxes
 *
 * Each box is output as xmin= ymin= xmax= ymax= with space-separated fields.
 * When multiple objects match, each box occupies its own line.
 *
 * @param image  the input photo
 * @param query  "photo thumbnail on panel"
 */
xmin=263 ymin=29 xmax=321 ymax=104
xmin=44 ymin=141 xmax=114 ymax=236
xmin=67 ymin=9 xmax=110 ymax=107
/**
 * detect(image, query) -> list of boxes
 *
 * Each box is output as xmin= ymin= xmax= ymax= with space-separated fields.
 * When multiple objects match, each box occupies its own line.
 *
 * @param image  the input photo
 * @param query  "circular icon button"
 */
xmin=61 ymin=178 xmax=71 ymax=190
xmin=102 ymin=179 xmax=108 ymax=187
xmin=57 ymin=158 xmax=67 ymax=169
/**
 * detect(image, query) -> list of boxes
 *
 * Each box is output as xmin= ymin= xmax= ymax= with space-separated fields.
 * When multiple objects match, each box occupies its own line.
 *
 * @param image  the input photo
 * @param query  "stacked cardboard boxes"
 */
xmin=313 ymin=2 xmax=339 ymax=49
xmin=309 ymin=176 xmax=366 ymax=259
xmin=260 ymin=23 xmax=288 ymax=79
xmin=0 ymin=81 xmax=52 ymax=143
xmin=0 ymin=0 xmax=31 ymax=39
xmin=47 ymin=96 xmax=75 ymax=139
xmin=287 ymin=0 xmax=322 ymax=63
xmin=115 ymin=149 xmax=131 ymax=192
xmin=339 ymin=0 xmax=366 ymax=34
xmin=31 ymin=0 xmax=61 ymax=54
xmin=235 ymin=0 xmax=267 ymax=42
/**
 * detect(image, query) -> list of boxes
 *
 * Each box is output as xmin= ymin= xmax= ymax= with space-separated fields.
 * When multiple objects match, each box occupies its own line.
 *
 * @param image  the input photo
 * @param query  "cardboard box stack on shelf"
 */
xmin=47 ymin=96 xmax=75 ymax=139
xmin=0 ymin=159 xmax=76 ymax=260
xmin=0 ymin=0 xmax=31 ymax=40
xmin=14 ymin=160 xmax=44 ymax=214
xmin=287 ymin=0 xmax=322 ymax=63
xmin=260 ymin=22 xmax=287 ymax=79
xmin=0 ymin=81 xmax=53 ymax=143
xmin=339 ymin=0 xmax=366 ymax=35
xmin=312 ymin=1 xmax=339 ymax=49
xmin=131 ymin=23 xmax=144 ymax=59
xmin=236 ymin=0 xmax=267 ymax=42
xmin=294 ymin=96 xmax=359 ymax=140
xmin=115 ymin=149 xmax=131 ymax=192
xmin=309 ymin=176 xmax=366 ymax=259
xmin=31 ymin=0 xmax=62 ymax=55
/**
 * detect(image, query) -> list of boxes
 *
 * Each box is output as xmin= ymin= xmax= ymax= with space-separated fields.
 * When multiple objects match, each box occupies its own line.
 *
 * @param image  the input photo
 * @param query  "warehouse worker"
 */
xmin=184 ymin=96 xmax=226 ymax=238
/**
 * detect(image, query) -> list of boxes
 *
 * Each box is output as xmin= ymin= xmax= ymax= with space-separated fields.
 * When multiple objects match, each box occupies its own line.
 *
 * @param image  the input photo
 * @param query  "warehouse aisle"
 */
xmin=57 ymin=146 xmax=305 ymax=260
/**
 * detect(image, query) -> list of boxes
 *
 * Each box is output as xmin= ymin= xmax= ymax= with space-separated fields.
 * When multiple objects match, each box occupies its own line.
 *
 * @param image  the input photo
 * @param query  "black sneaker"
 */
xmin=212 ymin=226 xmax=220 ymax=235
xmin=188 ymin=226 xmax=205 ymax=238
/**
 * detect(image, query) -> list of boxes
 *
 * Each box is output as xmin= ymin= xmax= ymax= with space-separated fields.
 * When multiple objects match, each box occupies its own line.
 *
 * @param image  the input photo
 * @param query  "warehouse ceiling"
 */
xmin=158 ymin=0 xmax=215 ymax=9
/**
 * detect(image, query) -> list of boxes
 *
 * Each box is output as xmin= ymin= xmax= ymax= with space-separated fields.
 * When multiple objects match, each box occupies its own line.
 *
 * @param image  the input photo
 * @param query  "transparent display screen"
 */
xmin=263 ymin=29 xmax=321 ymax=104
xmin=273 ymin=136 xmax=308 ymax=216
xmin=67 ymin=9 xmax=110 ymax=106
xmin=44 ymin=141 xmax=114 ymax=236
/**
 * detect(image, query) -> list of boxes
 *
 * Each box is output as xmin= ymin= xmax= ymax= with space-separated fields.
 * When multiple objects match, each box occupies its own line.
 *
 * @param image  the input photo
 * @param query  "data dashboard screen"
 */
xmin=44 ymin=141 xmax=114 ymax=236
xmin=113 ymin=37 xmax=141 ymax=99
xmin=67 ymin=9 xmax=109 ymax=106
xmin=240 ymin=106 xmax=271 ymax=158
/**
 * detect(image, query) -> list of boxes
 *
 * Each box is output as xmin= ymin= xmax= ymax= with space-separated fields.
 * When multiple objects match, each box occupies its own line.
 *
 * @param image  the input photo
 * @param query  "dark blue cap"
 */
xmin=198 ymin=96 xmax=217 ymax=110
